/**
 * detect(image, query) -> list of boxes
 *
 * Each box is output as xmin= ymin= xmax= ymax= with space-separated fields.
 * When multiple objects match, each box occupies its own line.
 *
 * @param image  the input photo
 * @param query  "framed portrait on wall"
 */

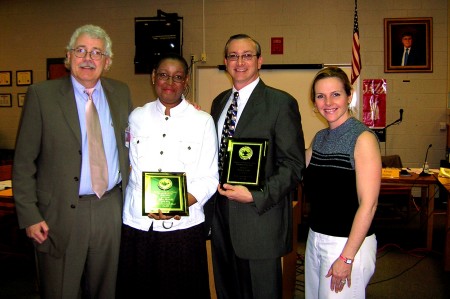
xmin=384 ymin=17 xmax=432 ymax=73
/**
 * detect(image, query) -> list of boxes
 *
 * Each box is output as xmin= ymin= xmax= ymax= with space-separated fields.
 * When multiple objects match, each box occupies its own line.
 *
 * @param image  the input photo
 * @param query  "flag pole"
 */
xmin=351 ymin=0 xmax=361 ymax=85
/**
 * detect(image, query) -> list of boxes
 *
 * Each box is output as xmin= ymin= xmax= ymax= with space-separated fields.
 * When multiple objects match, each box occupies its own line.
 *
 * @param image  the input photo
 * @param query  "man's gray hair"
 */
xmin=64 ymin=24 xmax=113 ymax=70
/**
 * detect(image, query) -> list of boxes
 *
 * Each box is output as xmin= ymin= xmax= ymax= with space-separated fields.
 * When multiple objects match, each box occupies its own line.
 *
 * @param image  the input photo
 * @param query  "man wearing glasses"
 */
xmin=207 ymin=34 xmax=305 ymax=299
xmin=13 ymin=24 xmax=132 ymax=298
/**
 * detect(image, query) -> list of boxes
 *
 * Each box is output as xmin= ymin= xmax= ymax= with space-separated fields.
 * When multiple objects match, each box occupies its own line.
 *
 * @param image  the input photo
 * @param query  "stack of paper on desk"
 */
xmin=381 ymin=168 xmax=400 ymax=178
xmin=0 ymin=180 xmax=12 ymax=190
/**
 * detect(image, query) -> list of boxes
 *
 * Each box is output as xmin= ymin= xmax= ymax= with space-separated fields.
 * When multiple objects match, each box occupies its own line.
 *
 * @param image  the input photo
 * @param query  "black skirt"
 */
xmin=117 ymin=222 xmax=211 ymax=299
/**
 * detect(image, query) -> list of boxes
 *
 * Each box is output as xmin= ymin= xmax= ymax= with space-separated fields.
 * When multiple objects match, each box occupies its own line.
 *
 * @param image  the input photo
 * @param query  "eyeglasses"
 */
xmin=156 ymin=73 xmax=186 ymax=83
xmin=226 ymin=53 xmax=257 ymax=61
xmin=71 ymin=47 xmax=106 ymax=61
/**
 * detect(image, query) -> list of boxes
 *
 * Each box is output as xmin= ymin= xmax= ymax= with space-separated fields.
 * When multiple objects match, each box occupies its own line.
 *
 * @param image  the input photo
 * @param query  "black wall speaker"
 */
xmin=134 ymin=16 xmax=183 ymax=74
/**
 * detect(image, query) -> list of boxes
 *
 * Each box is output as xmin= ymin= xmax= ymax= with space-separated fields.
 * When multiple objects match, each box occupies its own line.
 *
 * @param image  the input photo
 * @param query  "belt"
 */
xmin=79 ymin=183 xmax=122 ymax=199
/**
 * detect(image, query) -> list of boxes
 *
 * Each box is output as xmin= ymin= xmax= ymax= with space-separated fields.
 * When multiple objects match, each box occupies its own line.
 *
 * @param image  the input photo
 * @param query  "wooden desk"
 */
xmin=435 ymin=176 xmax=450 ymax=271
xmin=381 ymin=172 xmax=438 ymax=250
xmin=282 ymin=201 xmax=300 ymax=299
xmin=0 ymin=188 xmax=13 ymax=198
xmin=0 ymin=188 xmax=14 ymax=216
xmin=0 ymin=164 xmax=12 ymax=181
xmin=299 ymin=172 xmax=447 ymax=270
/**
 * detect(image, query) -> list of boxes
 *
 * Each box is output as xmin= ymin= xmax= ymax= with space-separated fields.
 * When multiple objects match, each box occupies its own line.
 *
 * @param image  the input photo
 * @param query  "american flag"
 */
xmin=351 ymin=0 xmax=361 ymax=84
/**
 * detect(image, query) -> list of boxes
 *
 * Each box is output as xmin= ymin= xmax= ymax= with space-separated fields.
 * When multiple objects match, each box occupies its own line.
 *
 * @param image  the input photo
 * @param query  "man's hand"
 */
xmin=218 ymin=183 xmax=253 ymax=203
xmin=188 ymin=101 xmax=201 ymax=111
xmin=26 ymin=221 xmax=49 ymax=244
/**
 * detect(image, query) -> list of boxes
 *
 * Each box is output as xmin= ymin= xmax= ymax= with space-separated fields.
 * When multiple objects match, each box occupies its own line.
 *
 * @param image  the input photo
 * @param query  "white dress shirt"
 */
xmin=123 ymin=98 xmax=219 ymax=232
xmin=216 ymin=78 xmax=259 ymax=142
xmin=401 ymin=47 xmax=410 ymax=66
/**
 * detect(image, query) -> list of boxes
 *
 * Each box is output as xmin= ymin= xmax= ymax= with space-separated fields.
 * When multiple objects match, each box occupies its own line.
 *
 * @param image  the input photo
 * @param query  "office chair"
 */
xmin=378 ymin=155 xmax=413 ymax=222
xmin=0 ymin=164 xmax=12 ymax=181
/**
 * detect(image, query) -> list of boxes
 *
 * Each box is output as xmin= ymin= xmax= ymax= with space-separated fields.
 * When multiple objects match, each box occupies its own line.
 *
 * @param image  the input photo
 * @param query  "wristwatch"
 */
xmin=339 ymin=255 xmax=353 ymax=264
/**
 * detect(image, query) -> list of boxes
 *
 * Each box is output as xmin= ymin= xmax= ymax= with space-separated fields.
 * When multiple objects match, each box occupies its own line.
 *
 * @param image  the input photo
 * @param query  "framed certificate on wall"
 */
xmin=0 ymin=71 xmax=12 ymax=86
xmin=16 ymin=70 xmax=33 ymax=86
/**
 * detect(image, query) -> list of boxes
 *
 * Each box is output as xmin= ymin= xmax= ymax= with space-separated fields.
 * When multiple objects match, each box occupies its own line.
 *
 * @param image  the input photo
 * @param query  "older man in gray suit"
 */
xmin=208 ymin=34 xmax=305 ymax=299
xmin=13 ymin=24 xmax=132 ymax=298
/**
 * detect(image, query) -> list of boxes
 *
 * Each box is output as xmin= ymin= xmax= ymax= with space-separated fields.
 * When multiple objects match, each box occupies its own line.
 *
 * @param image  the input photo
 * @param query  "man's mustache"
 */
xmin=79 ymin=62 xmax=96 ymax=69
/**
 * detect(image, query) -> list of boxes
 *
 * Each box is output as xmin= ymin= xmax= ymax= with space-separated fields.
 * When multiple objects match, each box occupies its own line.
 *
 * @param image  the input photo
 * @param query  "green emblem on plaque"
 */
xmin=239 ymin=146 xmax=253 ymax=160
xmin=158 ymin=178 xmax=173 ymax=190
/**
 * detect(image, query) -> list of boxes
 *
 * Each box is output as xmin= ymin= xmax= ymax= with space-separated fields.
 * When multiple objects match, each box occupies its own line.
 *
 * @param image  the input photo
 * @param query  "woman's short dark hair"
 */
xmin=153 ymin=53 xmax=189 ymax=74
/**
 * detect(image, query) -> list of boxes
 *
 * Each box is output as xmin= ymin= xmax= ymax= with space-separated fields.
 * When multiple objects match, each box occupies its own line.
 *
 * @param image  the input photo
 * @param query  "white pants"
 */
xmin=305 ymin=229 xmax=377 ymax=299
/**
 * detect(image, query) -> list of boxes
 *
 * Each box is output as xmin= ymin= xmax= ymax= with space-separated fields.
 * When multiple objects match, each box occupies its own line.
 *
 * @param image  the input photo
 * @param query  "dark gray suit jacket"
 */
xmin=392 ymin=46 xmax=426 ymax=66
xmin=13 ymin=76 xmax=133 ymax=258
xmin=209 ymin=79 xmax=305 ymax=259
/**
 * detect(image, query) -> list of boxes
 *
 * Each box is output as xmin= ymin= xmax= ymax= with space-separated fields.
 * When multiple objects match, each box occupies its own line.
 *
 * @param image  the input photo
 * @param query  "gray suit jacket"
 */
xmin=209 ymin=80 xmax=305 ymax=259
xmin=13 ymin=76 xmax=133 ymax=258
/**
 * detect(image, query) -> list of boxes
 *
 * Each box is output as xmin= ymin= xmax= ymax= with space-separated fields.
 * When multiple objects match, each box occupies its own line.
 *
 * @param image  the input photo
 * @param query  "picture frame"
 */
xmin=16 ymin=70 xmax=33 ymax=86
xmin=17 ymin=93 xmax=26 ymax=107
xmin=0 ymin=93 xmax=12 ymax=107
xmin=0 ymin=71 xmax=12 ymax=87
xmin=47 ymin=58 xmax=70 ymax=80
xmin=384 ymin=17 xmax=432 ymax=73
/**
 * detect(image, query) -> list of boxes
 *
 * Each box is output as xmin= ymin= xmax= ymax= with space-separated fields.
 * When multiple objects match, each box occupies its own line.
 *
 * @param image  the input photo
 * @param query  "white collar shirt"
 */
xmin=402 ymin=47 xmax=411 ymax=66
xmin=123 ymin=97 xmax=219 ymax=232
xmin=216 ymin=77 xmax=259 ymax=142
xmin=72 ymin=77 xmax=120 ymax=195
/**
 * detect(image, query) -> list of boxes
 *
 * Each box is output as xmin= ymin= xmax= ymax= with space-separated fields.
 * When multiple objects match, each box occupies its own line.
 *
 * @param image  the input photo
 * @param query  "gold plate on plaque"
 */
xmin=142 ymin=172 xmax=188 ymax=216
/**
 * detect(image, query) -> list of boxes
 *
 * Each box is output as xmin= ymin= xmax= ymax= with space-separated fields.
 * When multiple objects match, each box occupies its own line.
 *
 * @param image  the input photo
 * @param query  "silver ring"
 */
xmin=341 ymin=280 xmax=346 ymax=285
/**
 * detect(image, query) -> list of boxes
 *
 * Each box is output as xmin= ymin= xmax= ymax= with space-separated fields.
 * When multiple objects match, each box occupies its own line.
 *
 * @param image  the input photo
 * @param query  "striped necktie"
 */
xmin=85 ymin=88 xmax=108 ymax=198
xmin=218 ymin=91 xmax=239 ymax=174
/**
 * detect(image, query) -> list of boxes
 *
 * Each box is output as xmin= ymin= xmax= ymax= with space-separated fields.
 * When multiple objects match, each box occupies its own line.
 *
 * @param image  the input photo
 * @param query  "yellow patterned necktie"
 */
xmin=85 ymin=88 xmax=108 ymax=198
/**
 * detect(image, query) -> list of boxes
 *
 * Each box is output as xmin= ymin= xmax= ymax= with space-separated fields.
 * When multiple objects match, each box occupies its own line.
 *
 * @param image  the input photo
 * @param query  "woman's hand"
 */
xmin=148 ymin=209 xmax=181 ymax=220
xmin=325 ymin=257 xmax=352 ymax=293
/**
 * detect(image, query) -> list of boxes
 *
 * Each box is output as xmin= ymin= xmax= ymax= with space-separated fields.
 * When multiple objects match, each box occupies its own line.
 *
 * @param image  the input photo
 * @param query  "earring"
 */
xmin=312 ymin=107 xmax=318 ymax=113
xmin=183 ymin=85 xmax=190 ymax=97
